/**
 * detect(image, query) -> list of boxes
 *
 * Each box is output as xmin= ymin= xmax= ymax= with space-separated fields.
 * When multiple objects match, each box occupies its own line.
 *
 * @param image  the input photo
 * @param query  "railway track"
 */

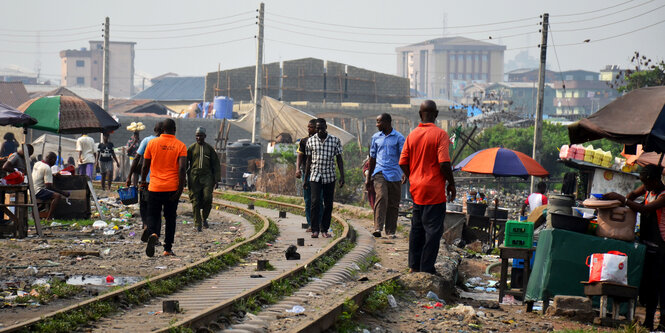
xmin=1 ymin=192 xmax=387 ymax=333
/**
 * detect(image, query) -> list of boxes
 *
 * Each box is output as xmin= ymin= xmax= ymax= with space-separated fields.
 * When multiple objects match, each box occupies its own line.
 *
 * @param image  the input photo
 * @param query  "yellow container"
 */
xmin=584 ymin=148 xmax=595 ymax=162
xmin=602 ymin=151 xmax=612 ymax=163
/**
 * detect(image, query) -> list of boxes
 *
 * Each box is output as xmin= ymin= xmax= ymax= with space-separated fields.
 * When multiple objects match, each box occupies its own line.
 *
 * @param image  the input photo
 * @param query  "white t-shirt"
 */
xmin=76 ymin=135 xmax=97 ymax=164
xmin=32 ymin=161 xmax=53 ymax=193
xmin=527 ymin=193 xmax=546 ymax=213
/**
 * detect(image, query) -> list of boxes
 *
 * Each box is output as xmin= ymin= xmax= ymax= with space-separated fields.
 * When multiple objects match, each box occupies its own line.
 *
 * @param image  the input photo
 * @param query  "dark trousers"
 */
xmin=303 ymin=182 xmax=323 ymax=227
xmin=139 ymin=187 xmax=149 ymax=228
xmin=147 ymin=191 xmax=179 ymax=252
xmin=409 ymin=202 xmax=446 ymax=274
xmin=310 ymin=181 xmax=335 ymax=233
xmin=373 ymin=173 xmax=401 ymax=235
xmin=641 ymin=243 xmax=665 ymax=329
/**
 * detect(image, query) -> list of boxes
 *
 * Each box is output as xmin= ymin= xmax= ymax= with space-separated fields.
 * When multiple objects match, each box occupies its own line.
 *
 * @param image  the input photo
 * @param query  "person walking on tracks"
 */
xmin=304 ymin=118 xmax=344 ymax=239
xmin=295 ymin=119 xmax=322 ymax=232
xmin=96 ymin=132 xmax=120 ymax=191
xmin=399 ymin=100 xmax=456 ymax=274
xmin=127 ymin=121 xmax=163 ymax=230
xmin=366 ymin=113 xmax=405 ymax=238
xmin=187 ymin=127 xmax=221 ymax=232
xmin=140 ymin=119 xmax=187 ymax=257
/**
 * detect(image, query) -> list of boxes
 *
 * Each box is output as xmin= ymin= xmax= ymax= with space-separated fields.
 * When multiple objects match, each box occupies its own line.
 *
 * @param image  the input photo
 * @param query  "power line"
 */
xmin=114 ymin=10 xmax=255 ymax=27
xmin=552 ymin=0 xmax=636 ymax=17
xmin=548 ymin=26 xmax=572 ymax=113
xmin=114 ymin=17 xmax=254 ymax=33
xmin=0 ymin=30 xmax=101 ymax=38
xmin=265 ymin=38 xmax=394 ymax=55
xmin=550 ymin=16 xmax=665 ymax=47
xmin=553 ymin=1 xmax=665 ymax=32
xmin=552 ymin=0 xmax=655 ymax=24
xmin=267 ymin=12 xmax=536 ymax=31
xmin=135 ymin=36 xmax=253 ymax=51
xmin=0 ymin=36 xmax=100 ymax=44
xmin=1 ymin=24 xmax=100 ymax=33
xmin=115 ymin=24 xmax=254 ymax=40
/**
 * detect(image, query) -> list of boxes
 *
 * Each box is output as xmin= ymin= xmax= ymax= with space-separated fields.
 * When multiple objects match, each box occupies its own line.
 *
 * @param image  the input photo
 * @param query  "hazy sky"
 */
xmin=2 ymin=0 xmax=664 ymax=82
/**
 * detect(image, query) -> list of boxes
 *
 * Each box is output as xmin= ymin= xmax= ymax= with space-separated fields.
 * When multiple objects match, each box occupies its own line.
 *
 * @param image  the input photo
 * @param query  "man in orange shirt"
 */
xmin=399 ymin=100 xmax=456 ymax=274
xmin=140 ymin=119 xmax=187 ymax=257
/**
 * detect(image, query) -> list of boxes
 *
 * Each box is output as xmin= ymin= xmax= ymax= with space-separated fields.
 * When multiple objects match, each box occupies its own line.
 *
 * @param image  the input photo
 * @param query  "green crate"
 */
xmin=505 ymin=220 xmax=534 ymax=237
xmin=504 ymin=234 xmax=533 ymax=248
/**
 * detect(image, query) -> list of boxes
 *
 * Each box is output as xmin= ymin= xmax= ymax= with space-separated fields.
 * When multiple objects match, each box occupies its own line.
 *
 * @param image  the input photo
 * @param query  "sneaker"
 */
xmin=140 ymin=228 xmax=150 ymax=242
xmin=197 ymin=225 xmax=202 ymax=232
xmin=163 ymin=250 xmax=176 ymax=256
xmin=322 ymin=232 xmax=332 ymax=238
xmin=372 ymin=230 xmax=382 ymax=238
xmin=146 ymin=234 xmax=158 ymax=257
xmin=388 ymin=234 xmax=397 ymax=239
xmin=203 ymin=220 xmax=209 ymax=229
xmin=311 ymin=232 xmax=319 ymax=238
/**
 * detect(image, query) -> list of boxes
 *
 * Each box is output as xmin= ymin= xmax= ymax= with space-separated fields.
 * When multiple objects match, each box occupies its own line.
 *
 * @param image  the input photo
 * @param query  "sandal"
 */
xmin=322 ymin=232 xmax=331 ymax=238
xmin=311 ymin=232 xmax=319 ymax=238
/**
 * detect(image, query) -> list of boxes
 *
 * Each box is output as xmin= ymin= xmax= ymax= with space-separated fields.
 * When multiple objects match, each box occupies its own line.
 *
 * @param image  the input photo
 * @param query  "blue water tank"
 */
xmin=213 ymin=96 xmax=233 ymax=119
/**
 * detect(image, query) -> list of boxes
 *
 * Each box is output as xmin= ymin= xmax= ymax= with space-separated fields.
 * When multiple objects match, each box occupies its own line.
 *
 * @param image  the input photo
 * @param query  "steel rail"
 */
xmin=0 ymin=201 xmax=269 ymax=333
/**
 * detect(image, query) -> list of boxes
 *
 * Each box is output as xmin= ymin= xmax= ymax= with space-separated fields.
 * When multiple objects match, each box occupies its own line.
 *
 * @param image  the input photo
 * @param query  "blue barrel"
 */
xmin=213 ymin=96 xmax=233 ymax=119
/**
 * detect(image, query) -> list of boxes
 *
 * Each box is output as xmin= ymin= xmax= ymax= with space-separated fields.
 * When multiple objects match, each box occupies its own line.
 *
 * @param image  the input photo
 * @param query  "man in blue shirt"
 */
xmin=126 ymin=121 xmax=163 ymax=233
xmin=366 ymin=113 xmax=405 ymax=238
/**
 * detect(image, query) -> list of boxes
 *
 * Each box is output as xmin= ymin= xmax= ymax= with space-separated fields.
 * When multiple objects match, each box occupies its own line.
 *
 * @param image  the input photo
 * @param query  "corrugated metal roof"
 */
xmin=25 ymin=85 xmax=108 ymax=100
xmin=132 ymin=76 xmax=204 ymax=101
xmin=0 ymin=82 xmax=30 ymax=107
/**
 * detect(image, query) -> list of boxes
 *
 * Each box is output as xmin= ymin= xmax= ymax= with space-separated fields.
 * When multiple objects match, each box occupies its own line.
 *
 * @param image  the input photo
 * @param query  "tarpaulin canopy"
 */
xmin=0 ymin=103 xmax=37 ymax=127
xmin=32 ymin=133 xmax=78 ymax=162
xmin=232 ymin=96 xmax=355 ymax=145
xmin=568 ymin=86 xmax=665 ymax=153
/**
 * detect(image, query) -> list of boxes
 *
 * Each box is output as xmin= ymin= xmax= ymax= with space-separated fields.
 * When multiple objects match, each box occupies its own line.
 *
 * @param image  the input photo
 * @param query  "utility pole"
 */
xmin=102 ymin=17 xmax=110 ymax=111
xmin=531 ymin=13 xmax=548 ymax=192
xmin=251 ymin=3 xmax=265 ymax=144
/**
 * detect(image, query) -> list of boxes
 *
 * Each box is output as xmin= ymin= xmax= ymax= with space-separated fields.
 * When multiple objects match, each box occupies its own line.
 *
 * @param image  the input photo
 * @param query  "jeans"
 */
xmin=139 ymin=186 xmax=149 ymax=228
xmin=408 ymin=202 xmax=446 ymax=274
xmin=310 ymin=181 xmax=335 ymax=233
xmin=372 ymin=173 xmax=401 ymax=235
xmin=303 ymin=182 xmax=323 ymax=227
xmin=147 ymin=191 xmax=179 ymax=252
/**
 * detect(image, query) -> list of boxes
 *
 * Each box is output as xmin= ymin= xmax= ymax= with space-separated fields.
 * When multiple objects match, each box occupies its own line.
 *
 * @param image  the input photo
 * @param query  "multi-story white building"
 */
xmin=396 ymin=37 xmax=505 ymax=100
xmin=60 ymin=41 xmax=136 ymax=98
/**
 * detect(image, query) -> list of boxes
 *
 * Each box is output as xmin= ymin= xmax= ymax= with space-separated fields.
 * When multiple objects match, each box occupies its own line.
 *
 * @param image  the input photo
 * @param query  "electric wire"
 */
xmin=134 ymin=36 xmax=253 ymax=51
xmin=1 ymin=24 xmax=99 ymax=33
xmin=267 ymin=12 xmax=536 ymax=31
xmin=551 ymin=0 xmax=655 ymax=24
xmin=0 ymin=36 xmax=101 ymax=44
xmin=548 ymin=25 xmax=572 ymax=114
xmin=114 ymin=17 xmax=254 ymax=33
xmin=552 ymin=0 xmax=636 ymax=17
xmin=550 ymin=16 xmax=665 ymax=47
xmin=553 ymin=1 xmax=665 ymax=32
xmin=115 ymin=24 xmax=254 ymax=40
xmin=114 ymin=10 xmax=255 ymax=27
xmin=0 ymin=30 xmax=101 ymax=38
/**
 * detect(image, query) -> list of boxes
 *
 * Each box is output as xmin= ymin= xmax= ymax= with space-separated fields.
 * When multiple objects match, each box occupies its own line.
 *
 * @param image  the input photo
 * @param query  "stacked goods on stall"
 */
xmin=504 ymin=220 xmax=534 ymax=248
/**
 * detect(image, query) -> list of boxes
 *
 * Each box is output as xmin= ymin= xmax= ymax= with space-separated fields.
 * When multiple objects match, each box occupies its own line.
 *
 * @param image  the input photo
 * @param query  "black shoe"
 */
xmin=372 ymin=230 xmax=382 ymax=238
xmin=141 ymin=228 xmax=150 ymax=243
xmin=146 ymin=233 xmax=158 ymax=257
xmin=203 ymin=220 xmax=209 ymax=229
xmin=197 ymin=225 xmax=202 ymax=232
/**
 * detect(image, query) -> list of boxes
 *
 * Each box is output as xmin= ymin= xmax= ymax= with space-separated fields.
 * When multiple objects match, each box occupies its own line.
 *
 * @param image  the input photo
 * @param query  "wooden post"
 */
xmin=22 ymin=141 xmax=43 ymax=237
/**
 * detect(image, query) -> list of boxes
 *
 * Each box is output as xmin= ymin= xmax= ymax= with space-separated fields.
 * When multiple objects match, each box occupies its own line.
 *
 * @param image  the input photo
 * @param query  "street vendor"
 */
xmin=32 ymin=152 xmax=70 ymax=220
xmin=603 ymin=165 xmax=665 ymax=331
xmin=2 ymin=144 xmax=33 ymax=174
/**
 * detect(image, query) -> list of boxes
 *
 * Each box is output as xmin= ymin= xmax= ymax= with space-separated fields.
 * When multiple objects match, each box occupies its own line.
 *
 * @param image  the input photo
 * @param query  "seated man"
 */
xmin=32 ymin=152 xmax=70 ymax=219
xmin=3 ymin=144 xmax=34 ymax=174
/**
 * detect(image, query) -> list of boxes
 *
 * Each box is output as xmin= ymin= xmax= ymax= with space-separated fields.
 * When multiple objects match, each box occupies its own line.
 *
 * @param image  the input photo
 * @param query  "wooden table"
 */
xmin=0 ymin=184 xmax=31 ymax=238
xmin=582 ymin=281 xmax=638 ymax=322
xmin=499 ymin=245 xmax=536 ymax=304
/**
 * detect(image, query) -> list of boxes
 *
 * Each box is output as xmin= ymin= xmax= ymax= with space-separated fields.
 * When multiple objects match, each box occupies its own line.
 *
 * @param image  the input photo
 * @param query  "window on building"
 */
xmin=466 ymin=55 xmax=472 ymax=62
xmin=565 ymin=91 xmax=573 ymax=98
xmin=565 ymin=75 xmax=573 ymax=80
xmin=93 ymin=77 xmax=97 ymax=81
xmin=466 ymin=74 xmax=472 ymax=80
xmin=76 ymin=77 xmax=85 ymax=85
xmin=556 ymin=91 xmax=563 ymax=98
xmin=482 ymin=55 xmax=488 ymax=62
xmin=573 ymin=90 xmax=579 ymax=98
xmin=480 ymin=73 xmax=487 ymax=80
xmin=93 ymin=60 xmax=98 ymax=64
xmin=585 ymin=75 xmax=594 ymax=80
xmin=76 ymin=60 xmax=84 ymax=67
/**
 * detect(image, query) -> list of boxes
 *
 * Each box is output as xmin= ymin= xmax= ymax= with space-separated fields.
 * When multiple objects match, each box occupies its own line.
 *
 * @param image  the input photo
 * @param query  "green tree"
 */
xmin=610 ymin=52 xmax=665 ymax=92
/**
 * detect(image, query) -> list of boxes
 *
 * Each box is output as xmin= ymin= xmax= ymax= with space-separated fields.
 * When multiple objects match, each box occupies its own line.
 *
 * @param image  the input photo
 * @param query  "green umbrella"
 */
xmin=18 ymin=95 xmax=119 ymax=134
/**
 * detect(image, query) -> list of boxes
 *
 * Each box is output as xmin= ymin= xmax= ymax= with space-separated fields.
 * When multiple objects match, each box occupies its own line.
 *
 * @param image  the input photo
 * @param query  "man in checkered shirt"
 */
xmin=305 ymin=118 xmax=345 ymax=238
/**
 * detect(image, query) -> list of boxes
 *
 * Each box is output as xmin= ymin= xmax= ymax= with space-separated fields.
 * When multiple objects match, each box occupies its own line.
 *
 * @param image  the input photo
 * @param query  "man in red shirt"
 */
xmin=140 ymin=119 xmax=187 ymax=257
xmin=399 ymin=100 xmax=456 ymax=274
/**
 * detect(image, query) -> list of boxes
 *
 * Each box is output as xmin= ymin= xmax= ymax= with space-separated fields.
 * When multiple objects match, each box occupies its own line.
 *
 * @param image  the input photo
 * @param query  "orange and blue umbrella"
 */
xmin=454 ymin=147 xmax=549 ymax=178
